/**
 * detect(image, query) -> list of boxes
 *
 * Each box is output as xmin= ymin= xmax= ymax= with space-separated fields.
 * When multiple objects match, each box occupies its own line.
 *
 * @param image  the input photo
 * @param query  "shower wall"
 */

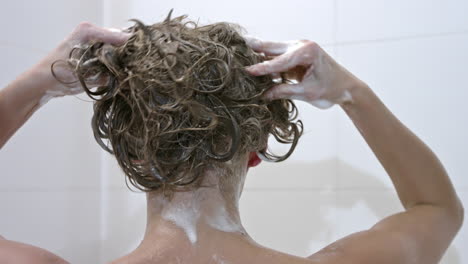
xmin=0 ymin=0 xmax=467 ymax=263
xmin=0 ymin=1 xmax=103 ymax=263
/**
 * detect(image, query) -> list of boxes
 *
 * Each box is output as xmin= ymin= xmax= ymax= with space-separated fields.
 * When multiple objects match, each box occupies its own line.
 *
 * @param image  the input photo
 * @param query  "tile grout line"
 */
xmin=100 ymin=0 xmax=111 ymax=262
xmin=244 ymin=187 xmax=398 ymax=192
xmin=332 ymin=0 xmax=340 ymax=245
xmin=0 ymin=186 xmax=403 ymax=192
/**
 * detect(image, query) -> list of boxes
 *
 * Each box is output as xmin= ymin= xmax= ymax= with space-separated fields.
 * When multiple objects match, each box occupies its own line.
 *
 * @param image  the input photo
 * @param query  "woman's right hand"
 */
xmin=245 ymin=37 xmax=367 ymax=109
xmin=34 ymin=22 xmax=131 ymax=106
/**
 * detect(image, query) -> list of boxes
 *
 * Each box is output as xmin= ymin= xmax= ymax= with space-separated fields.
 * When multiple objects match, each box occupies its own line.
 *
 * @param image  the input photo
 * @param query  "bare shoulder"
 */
xmin=0 ymin=237 xmax=69 ymax=264
xmin=306 ymin=230 xmax=407 ymax=264
xmin=245 ymin=243 xmax=321 ymax=264
xmin=307 ymin=205 xmax=461 ymax=264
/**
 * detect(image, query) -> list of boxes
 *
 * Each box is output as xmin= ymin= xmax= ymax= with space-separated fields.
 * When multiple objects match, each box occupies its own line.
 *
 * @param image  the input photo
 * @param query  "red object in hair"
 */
xmin=248 ymin=152 xmax=262 ymax=168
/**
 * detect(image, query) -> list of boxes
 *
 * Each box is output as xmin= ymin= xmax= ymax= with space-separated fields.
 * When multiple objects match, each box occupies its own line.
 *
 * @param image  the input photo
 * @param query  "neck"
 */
xmin=140 ymin=169 xmax=249 ymax=249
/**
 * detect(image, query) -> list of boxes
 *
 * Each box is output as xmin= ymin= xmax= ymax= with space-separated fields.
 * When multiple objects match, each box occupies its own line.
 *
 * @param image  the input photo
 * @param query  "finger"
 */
xmin=264 ymin=83 xmax=305 ymax=101
xmin=87 ymin=26 xmax=132 ymax=46
xmin=244 ymin=35 xmax=291 ymax=56
xmin=247 ymin=51 xmax=312 ymax=76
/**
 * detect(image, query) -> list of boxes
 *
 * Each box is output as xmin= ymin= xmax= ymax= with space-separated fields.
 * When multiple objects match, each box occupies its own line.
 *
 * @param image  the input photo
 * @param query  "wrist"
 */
xmin=31 ymin=61 xmax=65 ymax=105
xmin=339 ymin=80 xmax=371 ymax=110
xmin=32 ymin=60 xmax=57 ymax=90
xmin=10 ymin=63 xmax=57 ymax=109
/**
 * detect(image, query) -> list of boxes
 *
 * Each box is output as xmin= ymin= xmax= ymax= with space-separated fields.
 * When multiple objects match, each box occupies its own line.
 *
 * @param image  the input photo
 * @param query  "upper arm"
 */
xmin=307 ymin=205 xmax=463 ymax=264
xmin=0 ymin=238 xmax=70 ymax=264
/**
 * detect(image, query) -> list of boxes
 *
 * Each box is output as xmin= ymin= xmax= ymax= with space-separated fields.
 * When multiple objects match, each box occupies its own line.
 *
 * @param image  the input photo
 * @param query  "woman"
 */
xmin=0 ymin=14 xmax=463 ymax=264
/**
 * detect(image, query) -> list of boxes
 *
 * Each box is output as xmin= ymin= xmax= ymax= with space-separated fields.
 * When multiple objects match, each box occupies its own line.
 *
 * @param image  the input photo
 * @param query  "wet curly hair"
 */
xmin=55 ymin=11 xmax=303 ymax=192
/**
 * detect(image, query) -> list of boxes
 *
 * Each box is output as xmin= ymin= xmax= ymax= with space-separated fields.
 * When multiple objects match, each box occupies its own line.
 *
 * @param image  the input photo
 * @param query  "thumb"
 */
xmin=264 ymin=83 xmax=304 ymax=101
xmin=84 ymin=25 xmax=132 ymax=46
xmin=100 ymin=27 xmax=132 ymax=45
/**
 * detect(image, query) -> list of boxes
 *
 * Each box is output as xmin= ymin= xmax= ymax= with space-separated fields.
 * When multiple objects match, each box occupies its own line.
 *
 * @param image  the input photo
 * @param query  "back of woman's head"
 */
xmin=64 ymin=12 xmax=303 ymax=192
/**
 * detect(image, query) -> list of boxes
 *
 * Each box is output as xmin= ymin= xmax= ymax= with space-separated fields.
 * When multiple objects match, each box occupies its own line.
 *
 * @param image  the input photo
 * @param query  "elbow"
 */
xmin=454 ymin=196 xmax=465 ymax=231
xmin=443 ymin=194 xmax=465 ymax=233
xmin=416 ymin=194 xmax=465 ymax=232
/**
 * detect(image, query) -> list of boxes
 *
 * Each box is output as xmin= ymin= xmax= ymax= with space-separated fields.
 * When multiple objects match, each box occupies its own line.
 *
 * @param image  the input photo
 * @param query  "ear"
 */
xmin=247 ymin=152 xmax=262 ymax=168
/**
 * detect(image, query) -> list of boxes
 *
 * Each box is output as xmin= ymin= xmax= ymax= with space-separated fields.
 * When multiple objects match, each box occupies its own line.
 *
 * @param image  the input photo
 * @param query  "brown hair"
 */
xmin=55 ymin=12 xmax=303 ymax=192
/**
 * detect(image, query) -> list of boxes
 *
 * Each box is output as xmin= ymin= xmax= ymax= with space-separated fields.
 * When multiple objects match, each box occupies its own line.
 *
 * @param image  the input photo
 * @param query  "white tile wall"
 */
xmin=291 ymin=101 xmax=339 ymax=162
xmin=99 ymin=190 xmax=147 ymax=263
xmin=0 ymin=0 xmax=104 ymax=191
xmin=0 ymin=46 xmax=45 ymax=88
xmin=112 ymin=0 xmax=335 ymax=44
xmin=0 ymin=191 xmax=101 ymax=264
xmin=327 ymin=189 xmax=403 ymax=242
xmin=245 ymin=159 xmax=337 ymax=190
xmin=335 ymin=34 xmax=468 ymax=190
xmin=240 ymin=190 xmax=336 ymax=257
xmin=0 ymin=95 xmax=101 ymax=190
xmin=0 ymin=1 xmax=104 ymax=263
xmin=336 ymin=0 xmax=468 ymax=42
xmin=0 ymin=0 xmax=102 ymax=52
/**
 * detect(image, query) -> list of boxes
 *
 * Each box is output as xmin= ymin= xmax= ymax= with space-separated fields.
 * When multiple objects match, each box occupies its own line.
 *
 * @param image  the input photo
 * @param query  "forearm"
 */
xmin=0 ymin=64 xmax=52 ymax=148
xmin=341 ymin=84 xmax=463 ymax=216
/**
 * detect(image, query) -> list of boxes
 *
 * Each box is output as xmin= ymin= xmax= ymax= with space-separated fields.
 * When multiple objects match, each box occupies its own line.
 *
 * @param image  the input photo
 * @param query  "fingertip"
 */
xmin=262 ymin=89 xmax=277 ymax=101
xmin=121 ymin=32 xmax=132 ymax=40
xmin=262 ymin=93 xmax=273 ymax=102
xmin=114 ymin=32 xmax=132 ymax=45
xmin=244 ymin=35 xmax=262 ymax=49
xmin=245 ymin=65 xmax=261 ymax=76
xmin=103 ymin=27 xmax=132 ymax=45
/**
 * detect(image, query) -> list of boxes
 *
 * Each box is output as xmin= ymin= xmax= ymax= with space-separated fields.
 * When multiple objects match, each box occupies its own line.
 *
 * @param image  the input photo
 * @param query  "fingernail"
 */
xmin=244 ymin=35 xmax=262 ymax=48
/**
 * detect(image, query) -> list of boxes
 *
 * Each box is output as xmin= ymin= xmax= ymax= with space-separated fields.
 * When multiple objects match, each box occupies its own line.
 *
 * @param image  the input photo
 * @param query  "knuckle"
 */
xmin=263 ymin=61 xmax=273 ymax=71
xmin=273 ymin=85 xmax=292 ymax=99
xmin=77 ymin=21 xmax=94 ymax=30
xmin=282 ymin=90 xmax=292 ymax=98
xmin=303 ymin=40 xmax=319 ymax=50
xmin=297 ymin=41 xmax=319 ymax=62
xmin=258 ymin=61 xmax=270 ymax=73
xmin=304 ymin=90 xmax=320 ymax=101
xmin=257 ymin=40 xmax=267 ymax=50
xmin=280 ymin=86 xmax=293 ymax=96
xmin=259 ymin=42 xmax=265 ymax=50
xmin=78 ymin=21 xmax=94 ymax=28
xmin=74 ymin=21 xmax=97 ymax=42
xmin=271 ymin=88 xmax=281 ymax=99
xmin=298 ymin=39 xmax=316 ymax=46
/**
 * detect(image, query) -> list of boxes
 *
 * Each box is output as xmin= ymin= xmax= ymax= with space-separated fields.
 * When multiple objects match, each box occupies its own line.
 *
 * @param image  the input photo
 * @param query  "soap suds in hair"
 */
xmin=55 ymin=11 xmax=303 ymax=194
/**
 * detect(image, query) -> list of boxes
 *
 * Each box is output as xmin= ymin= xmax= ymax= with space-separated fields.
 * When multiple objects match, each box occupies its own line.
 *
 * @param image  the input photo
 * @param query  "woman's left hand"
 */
xmin=244 ymin=37 xmax=366 ymax=109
